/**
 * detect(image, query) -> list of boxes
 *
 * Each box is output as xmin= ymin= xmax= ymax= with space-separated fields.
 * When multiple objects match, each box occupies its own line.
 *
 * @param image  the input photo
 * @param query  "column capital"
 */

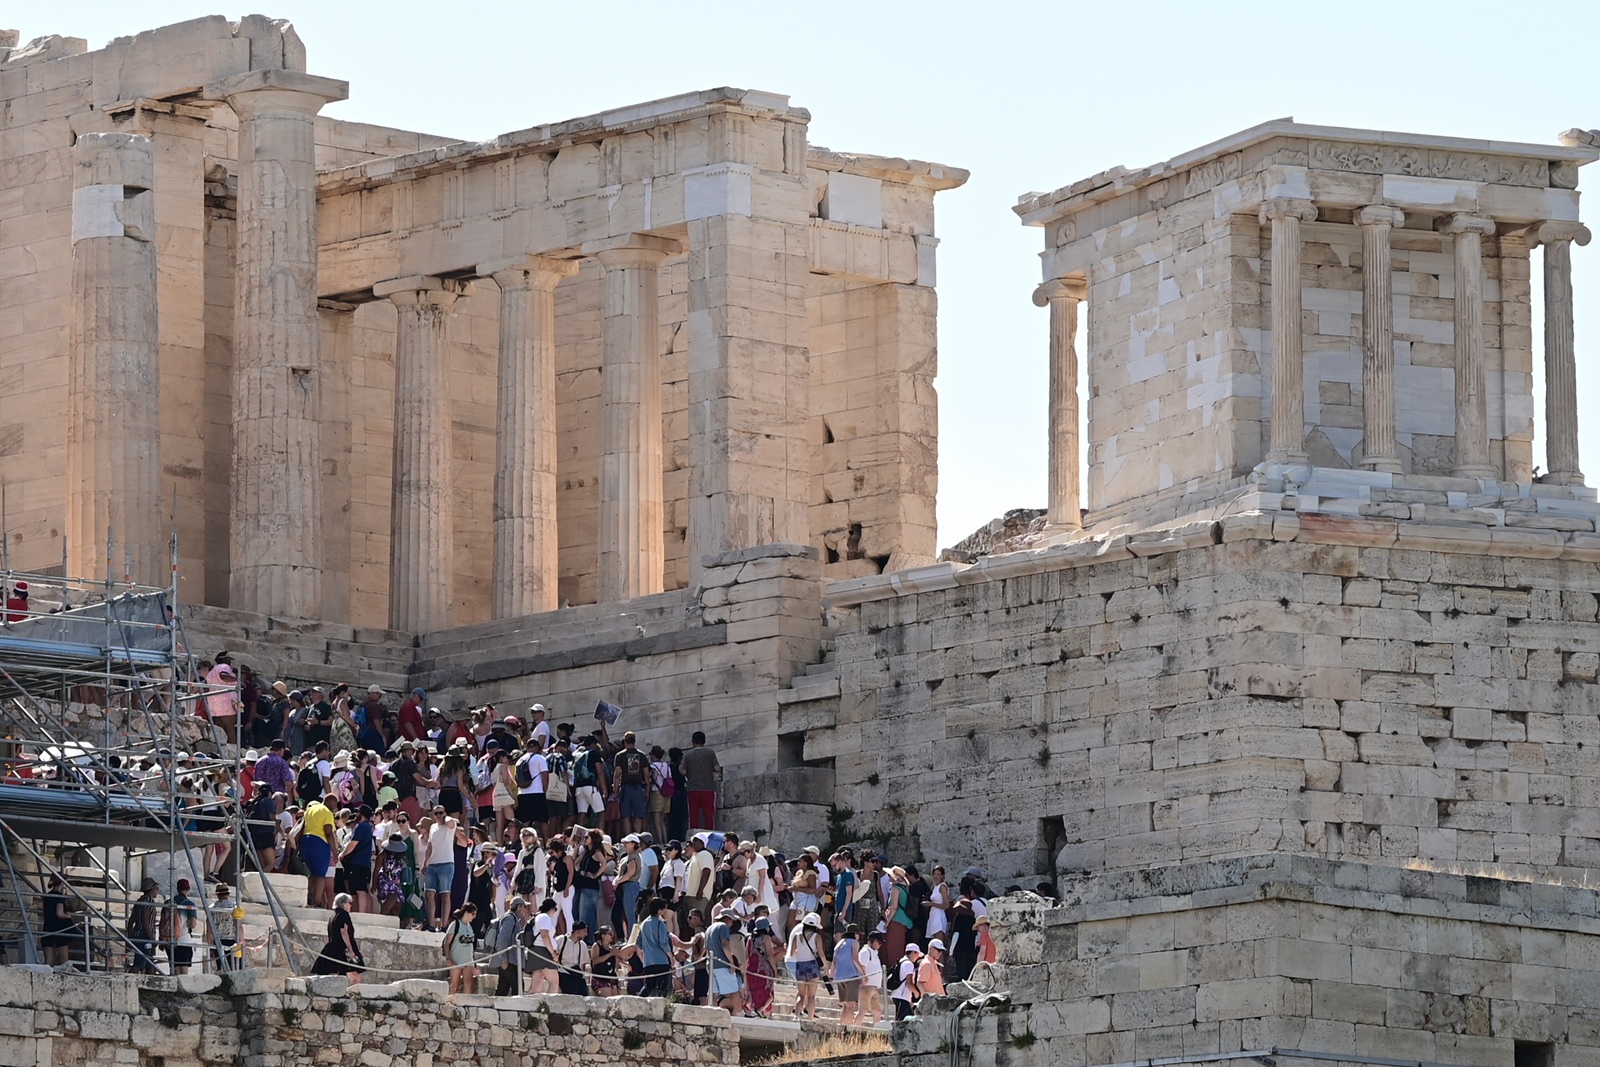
xmin=583 ymin=233 xmax=683 ymax=267
xmin=483 ymin=255 xmax=580 ymax=291
xmin=1354 ymin=205 xmax=1405 ymax=228
xmin=1260 ymin=198 xmax=1317 ymax=225
xmin=373 ymin=275 xmax=469 ymax=306
xmin=1435 ymin=213 xmax=1496 ymax=237
xmin=1032 ymin=277 xmax=1088 ymax=307
xmin=206 ymin=69 xmax=349 ymax=112
xmin=1528 ymin=220 xmax=1592 ymax=248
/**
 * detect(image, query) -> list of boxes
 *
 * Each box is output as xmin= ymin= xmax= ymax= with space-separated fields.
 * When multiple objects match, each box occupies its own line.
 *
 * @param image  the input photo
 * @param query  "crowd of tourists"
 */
xmin=17 ymin=651 xmax=1015 ymax=1019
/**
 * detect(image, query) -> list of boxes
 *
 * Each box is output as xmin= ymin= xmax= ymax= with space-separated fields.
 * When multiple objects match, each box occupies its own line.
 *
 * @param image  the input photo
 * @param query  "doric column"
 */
xmin=483 ymin=255 xmax=578 ymax=618
xmin=375 ymin=276 xmax=466 ymax=633
xmin=583 ymin=235 xmax=680 ymax=603
xmin=67 ymin=132 xmax=162 ymax=585
xmin=1530 ymin=221 xmax=1591 ymax=485
xmin=1033 ymin=277 xmax=1087 ymax=527
xmin=1436 ymin=213 xmax=1499 ymax=478
xmin=212 ymin=69 xmax=348 ymax=617
xmin=1260 ymin=199 xmax=1318 ymax=464
xmin=1355 ymin=206 xmax=1405 ymax=473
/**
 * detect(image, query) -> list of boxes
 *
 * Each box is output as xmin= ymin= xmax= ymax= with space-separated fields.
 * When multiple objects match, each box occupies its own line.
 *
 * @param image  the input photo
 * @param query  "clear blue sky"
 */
xmin=35 ymin=1 xmax=1600 ymax=545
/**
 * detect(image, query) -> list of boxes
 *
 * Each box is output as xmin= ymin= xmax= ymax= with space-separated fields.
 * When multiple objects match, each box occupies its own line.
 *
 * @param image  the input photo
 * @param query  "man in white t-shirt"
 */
xmin=515 ymin=738 xmax=549 ymax=827
xmin=529 ymin=704 xmax=553 ymax=751
xmin=891 ymin=943 xmax=922 ymax=1021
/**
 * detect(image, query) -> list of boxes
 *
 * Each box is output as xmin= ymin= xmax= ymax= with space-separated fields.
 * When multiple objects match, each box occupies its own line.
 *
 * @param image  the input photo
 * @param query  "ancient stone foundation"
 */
xmin=0 ymin=968 xmax=737 ymax=1067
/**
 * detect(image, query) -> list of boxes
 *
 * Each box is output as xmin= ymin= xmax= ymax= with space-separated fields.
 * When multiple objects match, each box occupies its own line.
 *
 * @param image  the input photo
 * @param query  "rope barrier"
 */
xmin=255 ymin=906 xmax=915 ymax=999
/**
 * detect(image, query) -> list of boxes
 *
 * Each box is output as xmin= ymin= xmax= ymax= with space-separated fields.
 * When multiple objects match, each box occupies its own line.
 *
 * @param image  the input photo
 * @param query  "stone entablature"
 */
xmin=1015 ymin=120 xmax=1596 ymax=530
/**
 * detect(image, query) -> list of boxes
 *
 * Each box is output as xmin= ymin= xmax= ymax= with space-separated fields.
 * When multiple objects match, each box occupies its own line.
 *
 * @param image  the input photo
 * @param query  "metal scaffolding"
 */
xmin=0 ymin=534 xmax=276 ymax=974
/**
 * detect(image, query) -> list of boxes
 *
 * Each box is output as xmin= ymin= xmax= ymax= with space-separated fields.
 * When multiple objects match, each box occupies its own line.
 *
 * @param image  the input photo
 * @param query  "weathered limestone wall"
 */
xmin=893 ymin=857 xmax=1600 ymax=1067
xmin=0 ymin=967 xmax=738 ymax=1067
xmin=804 ymin=515 xmax=1600 ymax=885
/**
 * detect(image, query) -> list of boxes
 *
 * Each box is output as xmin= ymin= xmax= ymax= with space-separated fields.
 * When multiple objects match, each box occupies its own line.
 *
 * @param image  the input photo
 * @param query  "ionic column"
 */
xmin=483 ymin=255 xmax=578 ymax=618
xmin=68 ymin=133 xmax=162 ymax=585
xmin=1033 ymin=277 xmax=1087 ymax=527
xmin=1530 ymin=221 xmax=1592 ymax=485
xmin=1355 ymin=206 xmax=1405 ymax=473
xmin=583 ymin=235 xmax=680 ymax=603
xmin=374 ymin=276 xmax=466 ymax=632
xmin=1261 ymin=199 xmax=1318 ymax=464
xmin=212 ymin=70 xmax=348 ymax=617
xmin=1436 ymin=213 xmax=1499 ymax=478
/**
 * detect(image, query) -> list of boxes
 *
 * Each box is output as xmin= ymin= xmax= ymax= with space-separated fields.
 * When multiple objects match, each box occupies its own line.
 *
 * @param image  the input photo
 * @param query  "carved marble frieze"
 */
xmin=1309 ymin=140 xmax=1551 ymax=188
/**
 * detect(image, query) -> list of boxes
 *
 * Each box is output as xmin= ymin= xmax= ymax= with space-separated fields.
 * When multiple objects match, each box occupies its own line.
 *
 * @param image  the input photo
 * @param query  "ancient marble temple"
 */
xmin=0 ymin=16 xmax=964 ymax=632
xmin=1016 ymin=119 xmax=1597 ymax=537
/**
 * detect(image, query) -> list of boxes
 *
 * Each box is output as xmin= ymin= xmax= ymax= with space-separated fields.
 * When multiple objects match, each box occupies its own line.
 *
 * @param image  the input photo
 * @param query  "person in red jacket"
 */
xmin=5 ymin=581 xmax=29 ymax=622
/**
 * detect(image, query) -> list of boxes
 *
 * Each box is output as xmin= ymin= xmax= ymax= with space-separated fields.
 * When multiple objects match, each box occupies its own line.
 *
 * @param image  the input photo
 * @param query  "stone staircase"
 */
xmin=236 ymin=870 xmax=448 ymax=978
xmin=182 ymin=606 xmax=413 ymax=694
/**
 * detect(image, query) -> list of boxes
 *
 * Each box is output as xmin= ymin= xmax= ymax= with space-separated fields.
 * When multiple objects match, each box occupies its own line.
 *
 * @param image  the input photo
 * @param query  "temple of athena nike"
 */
xmin=8 ymin=13 xmax=1600 ymax=1067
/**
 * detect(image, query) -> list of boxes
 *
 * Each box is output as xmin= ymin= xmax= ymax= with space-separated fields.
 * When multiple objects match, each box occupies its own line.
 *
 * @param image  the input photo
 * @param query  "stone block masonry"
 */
xmin=893 ymin=856 xmax=1600 ymax=1067
xmin=813 ymin=512 xmax=1600 ymax=886
xmin=0 ymin=967 xmax=738 ymax=1067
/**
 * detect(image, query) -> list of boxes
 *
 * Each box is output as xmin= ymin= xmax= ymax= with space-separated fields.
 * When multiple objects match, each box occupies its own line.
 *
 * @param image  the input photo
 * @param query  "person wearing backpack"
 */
xmin=889 ymin=943 xmax=922 ymax=1021
xmin=514 ymin=738 xmax=550 ymax=829
xmin=572 ymin=734 xmax=608 ymax=823
xmin=441 ymin=904 xmax=479 ymax=995
xmin=553 ymin=921 xmax=592 ymax=995
xmin=488 ymin=896 xmax=531 ymax=996
xmin=610 ymin=731 xmax=651 ymax=835
xmin=647 ymin=745 xmax=673 ymax=843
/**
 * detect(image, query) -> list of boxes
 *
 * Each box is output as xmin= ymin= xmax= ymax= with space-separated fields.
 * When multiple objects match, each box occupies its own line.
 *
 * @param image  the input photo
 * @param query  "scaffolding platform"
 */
xmin=0 ymin=566 xmax=284 ymax=974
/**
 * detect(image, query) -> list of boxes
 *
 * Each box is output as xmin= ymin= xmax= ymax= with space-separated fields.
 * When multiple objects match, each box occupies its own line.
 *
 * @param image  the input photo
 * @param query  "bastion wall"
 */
xmin=0 ymin=967 xmax=738 ymax=1067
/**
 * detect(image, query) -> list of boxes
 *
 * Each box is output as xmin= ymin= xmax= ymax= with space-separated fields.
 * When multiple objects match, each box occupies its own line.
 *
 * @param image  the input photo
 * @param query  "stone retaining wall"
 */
xmin=0 ymin=967 xmax=738 ymax=1067
xmin=893 ymin=856 xmax=1600 ymax=1067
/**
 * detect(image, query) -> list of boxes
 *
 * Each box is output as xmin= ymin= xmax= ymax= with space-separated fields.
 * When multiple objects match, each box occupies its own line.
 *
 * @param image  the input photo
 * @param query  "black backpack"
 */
xmin=296 ymin=765 xmax=321 ymax=801
xmin=885 ymin=960 xmax=906 ymax=992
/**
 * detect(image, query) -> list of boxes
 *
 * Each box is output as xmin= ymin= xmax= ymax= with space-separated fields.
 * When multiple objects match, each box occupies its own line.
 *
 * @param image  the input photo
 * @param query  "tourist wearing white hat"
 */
xmin=891 ymin=942 xmax=923 ymax=1021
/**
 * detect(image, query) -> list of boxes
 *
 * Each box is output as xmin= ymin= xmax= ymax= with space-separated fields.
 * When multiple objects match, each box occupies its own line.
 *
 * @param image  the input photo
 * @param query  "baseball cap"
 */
xmin=928 ymin=938 xmax=946 ymax=952
xmin=906 ymin=943 xmax=923 ymax=956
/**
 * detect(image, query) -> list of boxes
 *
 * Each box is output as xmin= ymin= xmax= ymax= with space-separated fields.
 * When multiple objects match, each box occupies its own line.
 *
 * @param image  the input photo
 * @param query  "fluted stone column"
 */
xmin=1355 ymin=206 xmax=1405 ymax=473
xmin=584 ymin=235 xmax=680 ymax=603
xmin=375 ymin=276 xmax=465 ymax=633
xmin=1033 ymin=277 xmax=1087 ymax=527
xmin=1531 ymin=221 xmax=1591 ymax=485
xmin=212 ymin=69 xmax=348 ymax=617
xmin=1436 ymin=213 xmax=1498 ymax=478
xmin=1261 ymin=199 xmax=1318 ymax=464
xmin=484 ymin=255 xmax=578 ymax=617
xmin=68 ymin=133 xmax=162 ymax=585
